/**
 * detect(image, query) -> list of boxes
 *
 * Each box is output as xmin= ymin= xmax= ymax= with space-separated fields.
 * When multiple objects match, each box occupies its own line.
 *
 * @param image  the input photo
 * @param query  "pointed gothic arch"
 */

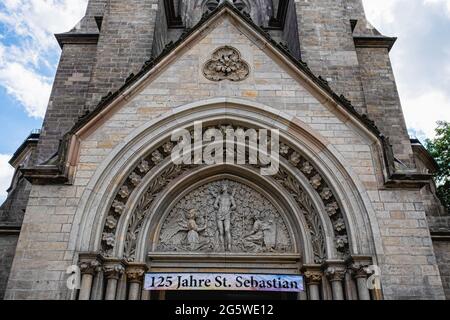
xmin=71 ymin=98 xmax=382 ymax=300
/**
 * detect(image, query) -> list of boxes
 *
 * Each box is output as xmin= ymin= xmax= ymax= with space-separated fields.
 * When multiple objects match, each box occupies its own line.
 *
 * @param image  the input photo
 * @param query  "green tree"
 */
xmin=425 ymin=121 xmax=450 ymax=211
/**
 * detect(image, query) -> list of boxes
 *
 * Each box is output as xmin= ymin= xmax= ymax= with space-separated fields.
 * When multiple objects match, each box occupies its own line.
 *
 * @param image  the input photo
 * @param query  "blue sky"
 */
xmin=0 ymin=0 xmax=449 ymax=203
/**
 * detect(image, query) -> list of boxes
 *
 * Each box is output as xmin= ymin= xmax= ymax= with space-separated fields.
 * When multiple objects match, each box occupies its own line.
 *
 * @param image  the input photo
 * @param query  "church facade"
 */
xmin=0 ymin=0 xmax=449 ymax=300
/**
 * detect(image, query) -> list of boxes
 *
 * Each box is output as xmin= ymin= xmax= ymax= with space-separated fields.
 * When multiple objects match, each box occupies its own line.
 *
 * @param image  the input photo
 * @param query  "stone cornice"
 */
xmin=353 ymin=36 xmax=397 ymax=52
xmin=55 ymin=33 xmax=99 ymax=49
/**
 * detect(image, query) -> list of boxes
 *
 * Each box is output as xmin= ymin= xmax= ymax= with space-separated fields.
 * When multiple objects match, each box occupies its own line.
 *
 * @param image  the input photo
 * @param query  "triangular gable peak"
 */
xmin=25 ymin=2 xmax=409 ymax=186
xmin=70 ymin=3 xmax=383 ymax=141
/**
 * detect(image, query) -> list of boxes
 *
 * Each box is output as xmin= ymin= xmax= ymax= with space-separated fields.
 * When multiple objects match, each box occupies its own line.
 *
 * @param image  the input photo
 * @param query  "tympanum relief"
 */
xmin=157 ymin=179 xmax=293 ymax=253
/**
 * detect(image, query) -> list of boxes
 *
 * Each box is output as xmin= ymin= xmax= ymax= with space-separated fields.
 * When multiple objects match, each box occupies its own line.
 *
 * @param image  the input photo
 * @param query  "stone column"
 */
xmin=116 ymin=272 xmax=128 ymax=300
xmin=91 ymin=263 xmax=105 ymax=300
xmin=344 ymin=271 xmax=358 ymax=300
xmin=78 ymin=253 xmax=101 ymax=300
xmin=321 ymin=276 xmax=333 ymax=300
xmin=126 ymin=264 xmax=147 ymax=300
xmin=141 ymin=288 xmax=151 ymax=300
xmin=104 ymin=261 xmax=125 ymax=300
xmin=302 ymin=265 xmax=323 ymax=301
xmin=347 ymin=256 xmax=373 ymax=301
xmin=324 ymin=261 xmax=346 ymax=301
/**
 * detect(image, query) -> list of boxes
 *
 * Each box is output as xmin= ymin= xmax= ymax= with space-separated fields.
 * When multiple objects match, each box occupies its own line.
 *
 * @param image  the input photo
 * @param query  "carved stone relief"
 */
xmin=100 ymin=123 xmax=350 ymax=263
xmin=203 ymin=46 xmax=250 ymax=82
xmin=156 ymin=179 xmax=293 ymax=253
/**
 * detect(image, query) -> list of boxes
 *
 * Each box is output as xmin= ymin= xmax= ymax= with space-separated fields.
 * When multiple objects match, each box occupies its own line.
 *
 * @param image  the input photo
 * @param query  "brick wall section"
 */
xmin=345 ymin=0 xmax=366 ymax=20
xmin=86 ymin=0 xmax=107 ymax=16
xmin=86 ymin=0 xmax=159 ymax=109
xmin=294 ymin=0 xmax=367 ymax=114
xmin=433 ymin=241 xmax=450 ymax=299
xmin=368 ymin=189 xmax=445 ymax=299
xmin=36 ymin=44 xmax=98 ymax=163
xmin=0 ymin=234 xmax=19 ymax=299
xmin=356 ymin=47 xmax=414 ymax=165
xmin=0 ymin=178 xmax=32 ymax=227
xmin=4 ymin=185 xmax=79 ymax=300
xmin=4 ymin=16 xmax=446 ymax=299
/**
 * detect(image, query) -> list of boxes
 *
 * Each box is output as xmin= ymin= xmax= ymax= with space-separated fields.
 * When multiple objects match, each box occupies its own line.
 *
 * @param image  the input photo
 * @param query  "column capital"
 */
xmin=346 ymin=256 xmax=373 ymax=279
xmin=78 ymin=252 xmax=103 ymax=275
xmin=126 ymin=263 xmax=148 ymax=283
xmin=301 ymin=264 xmax=323 ymax=285
xmin=323 ymin=260 xmax=346 ymax=282
xmin=103 ymin=259 xmax=125 ymax=280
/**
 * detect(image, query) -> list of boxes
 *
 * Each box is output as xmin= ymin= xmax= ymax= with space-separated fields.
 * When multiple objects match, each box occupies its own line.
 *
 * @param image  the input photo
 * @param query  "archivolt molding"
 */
xmin=98 ymin=123 xmax=350 ymax=263
xmin=72 ymin=99 xmax=381 ymax=268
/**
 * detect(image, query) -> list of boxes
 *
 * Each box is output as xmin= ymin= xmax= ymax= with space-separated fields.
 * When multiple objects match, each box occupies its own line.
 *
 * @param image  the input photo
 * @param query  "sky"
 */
xmin=0 ymin=0 xmax=449 ymax=203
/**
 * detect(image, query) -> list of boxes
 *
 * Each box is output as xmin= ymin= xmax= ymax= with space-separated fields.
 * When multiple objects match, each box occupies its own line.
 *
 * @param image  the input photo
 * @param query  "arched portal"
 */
xmin=73 ymin=98 xmax=382 ymax=300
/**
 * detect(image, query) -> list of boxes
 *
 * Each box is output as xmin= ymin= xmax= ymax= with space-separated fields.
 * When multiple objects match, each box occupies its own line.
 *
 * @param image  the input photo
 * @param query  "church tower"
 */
xmin=1 ymin=0 xmax=448 ymax=300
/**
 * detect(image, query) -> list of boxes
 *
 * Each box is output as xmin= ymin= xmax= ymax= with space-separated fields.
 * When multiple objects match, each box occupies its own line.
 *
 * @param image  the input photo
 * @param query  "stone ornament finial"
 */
xmin=203 ymin=46 xmax=250 ymax=82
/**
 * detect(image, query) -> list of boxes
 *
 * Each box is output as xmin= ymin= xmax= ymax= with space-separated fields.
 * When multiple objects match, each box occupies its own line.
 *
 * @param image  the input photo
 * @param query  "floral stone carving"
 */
xmin=156 ymin=179 xmax=293 ymax=253
xmin=203 ymin=46 xmax=250 ymax=82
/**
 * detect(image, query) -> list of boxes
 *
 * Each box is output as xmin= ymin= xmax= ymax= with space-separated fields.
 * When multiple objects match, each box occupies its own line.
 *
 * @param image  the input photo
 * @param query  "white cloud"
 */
xmin=403 ymin=90 xmax=450 ymax=140
xmin=363 ymin=0 xmax=450 ymax=141
xmin=424 ymin=0 xmax=450 ymax=16
xmin=0 ymin=154 xmax=14 ymax=204
xmin=0 ymin=62 xmax=52 ymax=117
xmin=0 ymin=0 xmax=87 ymax=118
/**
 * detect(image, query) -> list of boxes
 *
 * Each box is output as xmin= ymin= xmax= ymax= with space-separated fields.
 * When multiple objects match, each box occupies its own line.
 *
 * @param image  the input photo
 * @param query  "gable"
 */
xmin=73 ymin=12 xmax=382 ymax=188
xmin=80 ymin=11 xmax=379 ymax=149
xmin=71 ymin=4 xmax=382 ymax=143
xmin=23 ymin=4 xmax=400 ymax=187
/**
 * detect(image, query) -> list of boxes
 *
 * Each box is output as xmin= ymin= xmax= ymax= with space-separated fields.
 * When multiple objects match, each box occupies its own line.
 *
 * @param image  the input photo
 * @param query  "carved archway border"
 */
xmin=99 ymin=123 xmax=350 ymax=263
xmin=72 ymin=98 xmax=382 ymax=266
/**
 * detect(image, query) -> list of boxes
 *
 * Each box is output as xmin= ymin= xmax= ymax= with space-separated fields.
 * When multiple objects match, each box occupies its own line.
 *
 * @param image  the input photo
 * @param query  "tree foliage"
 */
xmin=425 ymin=121 xmax=450 ymax=211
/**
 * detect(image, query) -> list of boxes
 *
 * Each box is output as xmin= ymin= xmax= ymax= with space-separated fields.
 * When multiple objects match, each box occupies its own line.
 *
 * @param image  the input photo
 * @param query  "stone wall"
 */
xmin=0 ymin=234 xmax=19 ymax=299
xmin=367 ymin=189 xmax=445 ymax=299
xmin=85 ymin=0 xmax=107 ymax=15
xmin=36 ymin=44 xmax=98 ymax=164
xmin=433 ymin=241 xmax=450 ymax=299
xmin=86 ymin=0 xmax=159 ymax=109
xmin=356 ymin=46 xmax=414 ymax=166
xmin=4 ymin=184 xmax=78 ymax=300
xmin=295 ymin=0 xmax=367 ymax=113
xmin=0 ymin=178 xmax=32 ymax=227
